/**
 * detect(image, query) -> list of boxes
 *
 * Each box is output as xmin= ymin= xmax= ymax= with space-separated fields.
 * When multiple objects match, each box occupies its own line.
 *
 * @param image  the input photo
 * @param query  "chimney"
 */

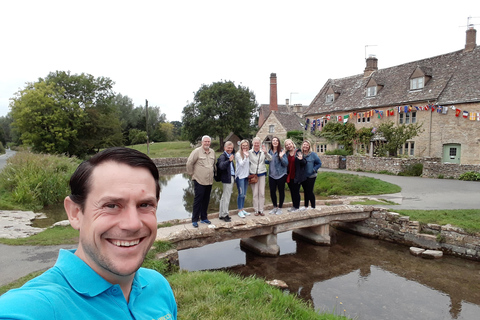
xmin=270 ymin=73 xmax=278 ymax=111
xmin=465 ymin=27 xmax=477 ymax=52
xmin=364 ymin=55 xmax=378 ymax=77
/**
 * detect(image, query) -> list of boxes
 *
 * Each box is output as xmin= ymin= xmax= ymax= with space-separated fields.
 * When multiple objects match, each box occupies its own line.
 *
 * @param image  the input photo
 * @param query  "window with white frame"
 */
xmin=325 ymin=94 xmax=334 ymax=103
xmin=366 ymin=86 xmax=377 ymax=97
xmin=401 ymin=141 xmax=415 ymax=156
xmin=410 ymin=77 xmax=424 ymax=90
xmin=357 ymin=115 xmax=371 ymax=123
xmin=269 ymin=125 xmax=274 ymax=133
xmin=399 ymin=112 xmax=417 ymax=124
xmin=316 ymin=144 xmax=327 ymax=153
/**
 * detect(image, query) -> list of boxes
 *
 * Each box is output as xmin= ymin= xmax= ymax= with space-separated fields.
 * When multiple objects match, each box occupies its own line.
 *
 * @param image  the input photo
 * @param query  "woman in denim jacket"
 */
xmin=298 ymin=140 xmax=322 ymax=209
xmin=265 ymin=137 xmax=288 ymax=215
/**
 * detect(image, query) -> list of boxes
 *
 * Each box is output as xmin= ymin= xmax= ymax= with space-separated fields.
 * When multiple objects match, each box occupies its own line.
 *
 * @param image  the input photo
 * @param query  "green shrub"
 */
xmin=0 ymin=142 xmax=4 ymax=154
xmin=398 ymin=163 xmax=423 ymax=176
xmin=459 ymin=171 xmax=480 ymax=181
xmin=0 ymin=152 xmax=80 ymax=210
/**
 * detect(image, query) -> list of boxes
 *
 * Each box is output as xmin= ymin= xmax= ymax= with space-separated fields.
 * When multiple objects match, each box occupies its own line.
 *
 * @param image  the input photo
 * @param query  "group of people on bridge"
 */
xmin=186 ymin=135 xmax=322 ymax=228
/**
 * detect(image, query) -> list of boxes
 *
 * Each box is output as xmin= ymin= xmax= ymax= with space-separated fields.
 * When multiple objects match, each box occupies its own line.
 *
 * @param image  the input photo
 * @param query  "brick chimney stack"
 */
xmin=364 ymin=55 xmax=378 ymax=77
xmin=465 ymin=27 xmax=477 ymax=52
xmin=270 ymin=73 xmax=278 ymax=111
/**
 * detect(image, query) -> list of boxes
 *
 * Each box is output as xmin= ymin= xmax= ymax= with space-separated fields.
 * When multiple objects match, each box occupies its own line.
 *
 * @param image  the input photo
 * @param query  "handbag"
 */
xmin=248 ymin=151 xmax=261 ymax=184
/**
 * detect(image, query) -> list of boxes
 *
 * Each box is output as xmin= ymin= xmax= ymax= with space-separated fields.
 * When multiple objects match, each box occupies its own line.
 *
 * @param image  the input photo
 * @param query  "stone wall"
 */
xmin=422 ymin=161 xmax=480 ymax=179
xmin=319 ymin=155 xmax=341 ymax=169
xmin=152 ymin=157 xmax=188 ymax=168
xmin=334 ymin=208 xmax=480 ymax=261
xmin=346 ymin=156 xmax=428 ymax=174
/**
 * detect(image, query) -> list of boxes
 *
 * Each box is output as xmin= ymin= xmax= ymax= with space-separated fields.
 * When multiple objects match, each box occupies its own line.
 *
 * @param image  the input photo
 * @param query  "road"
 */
xmin=0 ymin=149 xmax=16 ymax=170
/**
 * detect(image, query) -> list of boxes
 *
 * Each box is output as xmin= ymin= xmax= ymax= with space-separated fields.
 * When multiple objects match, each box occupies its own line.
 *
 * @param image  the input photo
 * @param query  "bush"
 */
xmin=459 ymin=171 xmax=480 ymax=181
xmin=0 ymin=152 xmax=80 ymax=210
xmin=398 ymin=163 xmax=423 ymax=176
xmin=0 ymin=142 xmax=4 ymax=154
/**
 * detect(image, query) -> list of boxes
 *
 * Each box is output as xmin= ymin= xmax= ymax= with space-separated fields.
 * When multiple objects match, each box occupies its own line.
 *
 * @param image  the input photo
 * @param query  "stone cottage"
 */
xmin=305 ymin=27 xmax=480 ymax=164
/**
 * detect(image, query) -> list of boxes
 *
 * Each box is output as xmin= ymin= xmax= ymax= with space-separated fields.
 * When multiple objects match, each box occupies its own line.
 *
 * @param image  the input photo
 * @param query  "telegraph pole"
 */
xmin=145 ymin=99 xmax=149 ymax=155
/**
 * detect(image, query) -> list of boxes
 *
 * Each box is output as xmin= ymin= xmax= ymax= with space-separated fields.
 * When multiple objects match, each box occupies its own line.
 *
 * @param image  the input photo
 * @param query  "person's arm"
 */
xmin=313 ymin=154 xmax=322 ymax=172
xmin=186 ymin=149 xmax=197 ymax=175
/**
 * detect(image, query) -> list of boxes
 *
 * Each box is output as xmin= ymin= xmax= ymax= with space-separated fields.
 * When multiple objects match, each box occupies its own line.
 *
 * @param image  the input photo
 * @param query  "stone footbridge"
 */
xmin=156 ymin=203 xmax=374 ymax=257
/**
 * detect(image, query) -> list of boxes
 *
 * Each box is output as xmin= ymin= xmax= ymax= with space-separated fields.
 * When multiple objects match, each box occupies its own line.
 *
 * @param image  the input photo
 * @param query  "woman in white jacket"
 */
xmin=248 ymin=137 xmax=271 ymax=216
xmin=235 ymin=140 xmax=252 ymax=218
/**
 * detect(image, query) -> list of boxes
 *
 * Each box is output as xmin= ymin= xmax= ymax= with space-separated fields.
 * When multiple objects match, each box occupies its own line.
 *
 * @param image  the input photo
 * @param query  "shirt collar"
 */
xmin=56 ymin=249 xmax=148 ymax=298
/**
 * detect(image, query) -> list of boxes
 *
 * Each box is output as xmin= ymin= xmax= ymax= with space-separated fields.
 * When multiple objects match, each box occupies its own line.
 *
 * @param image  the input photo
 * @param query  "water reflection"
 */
xmin=178 ymin=229 xmax=480 ymax=320
xmin=156 ymin=167 xmax=285 ymax=222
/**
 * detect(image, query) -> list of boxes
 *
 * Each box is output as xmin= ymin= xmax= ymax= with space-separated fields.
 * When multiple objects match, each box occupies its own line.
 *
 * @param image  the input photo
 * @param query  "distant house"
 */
xmin=305 ymin=27 xmax=480 ymax=164
xmin=256 ymin=73 xmax=305 ymax=147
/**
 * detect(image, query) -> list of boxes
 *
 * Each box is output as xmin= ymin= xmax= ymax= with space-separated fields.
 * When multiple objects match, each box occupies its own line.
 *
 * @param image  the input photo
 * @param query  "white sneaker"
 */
xmin=269 ymin=208 xmax=278 ymax=215
xmin=275 ymin=208 xmax=283 ymax=215
xmin=287 ymin=207 xmax=296 ymax=212
xmin=242 ymin=210 xmax=251 ymax=216
xmin=238 ymin=211 xmax=246 ymax=218
xmin=298 ymin=206 xmax=307 ymax=211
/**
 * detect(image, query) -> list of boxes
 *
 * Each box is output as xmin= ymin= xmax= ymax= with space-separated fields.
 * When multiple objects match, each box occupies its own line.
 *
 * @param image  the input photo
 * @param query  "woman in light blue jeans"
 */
xmin=235 ymin=140 xmax=251 ymax=218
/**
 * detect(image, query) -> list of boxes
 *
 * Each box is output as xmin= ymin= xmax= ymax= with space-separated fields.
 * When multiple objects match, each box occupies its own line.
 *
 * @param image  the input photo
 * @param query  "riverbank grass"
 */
xmin=168 ymin=270 xmax=349 ymax=320
xmin=315 ymin=171 xmax=401 ymax=196
xmin=0 ymin=226 xmax=78 ymax=246
xmin=395 ymin=209 xmax=480 ymax=234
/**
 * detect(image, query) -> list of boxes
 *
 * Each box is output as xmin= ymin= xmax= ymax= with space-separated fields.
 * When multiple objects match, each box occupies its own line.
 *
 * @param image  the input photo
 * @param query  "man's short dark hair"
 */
xmin=69 ymin=147 xmax=160 ymax=211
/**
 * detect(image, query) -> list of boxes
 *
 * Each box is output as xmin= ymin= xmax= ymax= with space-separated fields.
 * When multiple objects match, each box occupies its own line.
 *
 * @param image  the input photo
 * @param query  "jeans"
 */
xmin=236 ymin=177 xmax=248 ymax=210
xmin=287 ymin=181 xmax=301 ymax=209
xmin=192 ymin=180 xmax=212 ymax=222
xmin=301 ymin=176 xmax=317 ymax=208
xmin=269 ymin=175 xmax=287 ymax=208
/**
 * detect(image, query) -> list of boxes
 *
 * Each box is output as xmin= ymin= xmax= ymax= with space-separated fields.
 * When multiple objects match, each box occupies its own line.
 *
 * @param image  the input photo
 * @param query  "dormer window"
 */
xmin=409 ymin=66 xmax=431 ymax=91
xmin=410 ymin=77 xmax=424 ymax=90
xmin=366 ymin=86 xmax=377 ymax=97
xmin=365 ymin=78 xmax=382 ymax=97
xmin=325 ymin=94 xmax=334 ymax=103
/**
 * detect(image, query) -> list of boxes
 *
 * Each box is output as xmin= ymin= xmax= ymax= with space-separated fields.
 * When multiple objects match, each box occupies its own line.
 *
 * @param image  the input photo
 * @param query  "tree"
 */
xmin=182 ymin=80 xmax=257 ymax=147
xmin=10 ymin=71 xmax=123 ymax=156
xmin=0 ymin=114 xmax=13 ymax=145
xmin=375 ymin=121 xmax=423 ymax=157
xmin=157 ymin=122 xmax=174 ymax=142
xmin=319 ymin=122 xmax=356 ymax=153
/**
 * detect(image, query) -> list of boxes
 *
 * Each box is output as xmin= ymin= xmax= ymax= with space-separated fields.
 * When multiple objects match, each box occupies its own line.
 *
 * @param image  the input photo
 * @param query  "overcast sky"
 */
xmin=0 ymin=0 xmax=478 ymax=122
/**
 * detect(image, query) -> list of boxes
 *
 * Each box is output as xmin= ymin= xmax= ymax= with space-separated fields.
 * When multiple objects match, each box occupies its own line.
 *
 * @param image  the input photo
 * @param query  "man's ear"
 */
xmin=64 ymin=196 xmax=82 ymax=230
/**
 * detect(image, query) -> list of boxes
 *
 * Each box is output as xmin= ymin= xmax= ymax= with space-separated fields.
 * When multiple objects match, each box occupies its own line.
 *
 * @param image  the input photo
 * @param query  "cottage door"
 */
xmin=442 ymin=143 xmax=461 ymax=164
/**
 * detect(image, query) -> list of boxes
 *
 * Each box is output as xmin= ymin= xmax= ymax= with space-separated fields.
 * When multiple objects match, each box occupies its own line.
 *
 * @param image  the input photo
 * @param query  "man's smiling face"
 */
xmin=67 ymin=161 xmax=158 ymax=284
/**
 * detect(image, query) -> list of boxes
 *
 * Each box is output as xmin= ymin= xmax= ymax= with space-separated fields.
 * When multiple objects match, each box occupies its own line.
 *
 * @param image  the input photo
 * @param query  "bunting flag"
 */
xmin=327 ymin=114 xmax=331 ymax=120
xmin=343 ymin=115 xmax=349 ymax=124
xmin=442 ymin=106 xmax=448 ymax=114
xmin=337 ymin=115 xmax=342 ymax=122
xmin=463 ymin=111 xmax=469 ymax=118
xmin=470 ymin=112 xmax=476 ymax=121
xmin=456 ymin=109 xmax=461 ymax=117
xmin=371 ymin=127 xmax=377 ymax=133
xmin=304 ymin=118 xmax=310 ymax=130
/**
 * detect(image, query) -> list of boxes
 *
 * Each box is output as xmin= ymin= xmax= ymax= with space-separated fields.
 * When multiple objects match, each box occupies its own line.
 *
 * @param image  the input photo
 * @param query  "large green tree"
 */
xmin=10 ymin=71 xmax=123 ymax=156
xmin=319 ymin=121 xmax=357 ymax=153
xmin=375 ymin=121 xmax=423 ymax=157
xmin=182 ymin=80 xmax=257 ymax=147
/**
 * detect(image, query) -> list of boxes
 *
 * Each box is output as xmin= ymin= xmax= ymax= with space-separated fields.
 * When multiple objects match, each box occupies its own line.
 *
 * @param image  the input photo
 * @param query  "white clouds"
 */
xmin=0 ymin=0 xmax=477 ymax=121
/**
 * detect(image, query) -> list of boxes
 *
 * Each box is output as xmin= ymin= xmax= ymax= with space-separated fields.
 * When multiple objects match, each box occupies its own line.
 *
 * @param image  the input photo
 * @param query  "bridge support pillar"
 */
xmin=292 ymin=224 xmax=331 ymax=245
xmin=240 ymin=234 xmax=280 ymax=256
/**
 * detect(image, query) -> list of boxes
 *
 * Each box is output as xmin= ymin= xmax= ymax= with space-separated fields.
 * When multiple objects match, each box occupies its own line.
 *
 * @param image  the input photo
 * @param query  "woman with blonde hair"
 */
xmin=248 ymin=137 xmax=271 ymax=216
xmin=235 ymin=139 xmax=252 ymax=218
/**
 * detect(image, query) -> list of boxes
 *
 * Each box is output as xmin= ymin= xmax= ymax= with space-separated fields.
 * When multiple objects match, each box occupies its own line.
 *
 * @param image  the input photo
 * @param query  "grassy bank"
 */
xmin=0 ymin=152 xmax=80 ymax=211
xmin=394 ymin=209 xmax=480 ymax=234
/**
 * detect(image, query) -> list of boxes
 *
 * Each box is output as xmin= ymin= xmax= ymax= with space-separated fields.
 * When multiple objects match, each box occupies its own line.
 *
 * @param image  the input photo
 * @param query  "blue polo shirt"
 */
xmin=0 ymin=249 xmax=177 ymax=320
